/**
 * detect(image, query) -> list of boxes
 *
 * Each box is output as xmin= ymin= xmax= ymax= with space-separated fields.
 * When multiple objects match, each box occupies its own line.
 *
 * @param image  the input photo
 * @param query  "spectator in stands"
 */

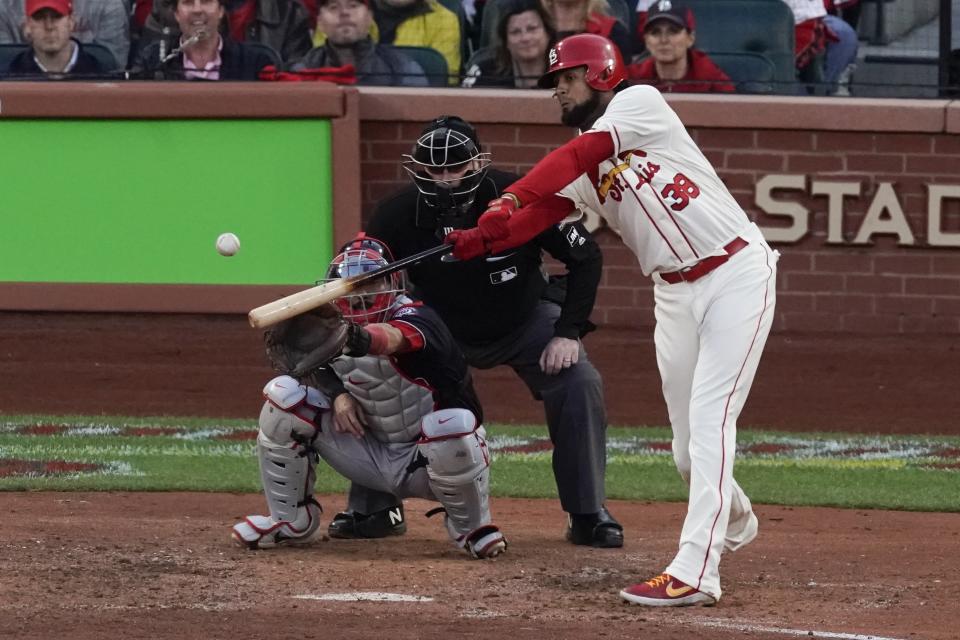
xmin=133 ymin=0 xmax=277 ymax=79
xmin=631 ymin=0 xmax=653 ymax=52
xmin=367 ymin=0 xmax=461 ymax=83
xmin=133 ymin=0 xmax=312 ymax=65
xmin=783 ymin=0 xmax=827 ymax=90
xmin=460 ymin=0 xmax=481 ymax=50
xmin=822 ymin=0 xmax=858 ymax=95
xmin=294 ymin=0 xmax=428 ymax=85
xmin=462 ymin=0 xmax=554 ymax=87
xmin=0 ymin=0 xmax=128 ymax=69
xmin=626 ymin=1 xmax=733 ymax=93
xmin=542 ymin=0 xmax=632 ymax=62
xmin=784 ymin=0 xmax=858 ymax=95
xmin=130 ymin=0 xmax=177 ymax=63
xmin=3 ymin=0 xmax=108 ymax=76
xmin=825 ymin=0 xmax=860 ymax=30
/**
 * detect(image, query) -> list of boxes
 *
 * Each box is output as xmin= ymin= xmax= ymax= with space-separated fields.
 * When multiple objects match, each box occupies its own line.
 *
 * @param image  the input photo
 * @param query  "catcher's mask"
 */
xmin=325 ymin=235 xmax=405 ymax=326
xmin=401 ymin=116 xmax=492 ymax=231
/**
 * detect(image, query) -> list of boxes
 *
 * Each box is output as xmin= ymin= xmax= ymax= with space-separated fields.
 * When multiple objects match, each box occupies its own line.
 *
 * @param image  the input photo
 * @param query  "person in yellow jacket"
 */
xmin=313 ymin=0 xmax=461 ymax=84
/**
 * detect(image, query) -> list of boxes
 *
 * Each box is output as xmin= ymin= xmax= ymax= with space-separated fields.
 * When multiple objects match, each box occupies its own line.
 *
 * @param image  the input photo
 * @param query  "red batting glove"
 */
xmin=477 ymin=195 xmax=519 ymax=242
xmin=445 ymin=228 xmax=489 ymax=261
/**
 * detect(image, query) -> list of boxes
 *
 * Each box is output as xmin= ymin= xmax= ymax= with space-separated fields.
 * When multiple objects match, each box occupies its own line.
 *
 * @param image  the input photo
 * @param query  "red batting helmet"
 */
xmin=537 ymin=33 xmax=626 ymax=91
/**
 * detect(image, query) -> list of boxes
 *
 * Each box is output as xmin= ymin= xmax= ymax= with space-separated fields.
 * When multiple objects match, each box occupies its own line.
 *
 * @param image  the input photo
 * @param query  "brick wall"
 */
xmin=357 ymin=89 xmax=960 ymax=334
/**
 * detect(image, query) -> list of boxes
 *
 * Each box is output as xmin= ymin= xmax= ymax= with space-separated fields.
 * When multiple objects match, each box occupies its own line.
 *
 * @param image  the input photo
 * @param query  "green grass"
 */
xmin=1 ymin=416 xmax=958 ymax=512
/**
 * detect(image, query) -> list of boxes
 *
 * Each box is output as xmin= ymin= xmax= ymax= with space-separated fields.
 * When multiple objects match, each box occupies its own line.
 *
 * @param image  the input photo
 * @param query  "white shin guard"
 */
xmin=232 ymin=378 xmax=328 ymax=550
xmin=419 ymin=409 xmax=506 ymax=559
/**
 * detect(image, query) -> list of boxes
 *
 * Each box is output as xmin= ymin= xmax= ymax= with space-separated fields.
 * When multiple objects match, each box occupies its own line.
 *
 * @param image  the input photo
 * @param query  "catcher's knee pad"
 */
xmin=418 ymin=409 xmax=505 ymax=559
xmin=231 ymin=377 xmax=328 ymax=550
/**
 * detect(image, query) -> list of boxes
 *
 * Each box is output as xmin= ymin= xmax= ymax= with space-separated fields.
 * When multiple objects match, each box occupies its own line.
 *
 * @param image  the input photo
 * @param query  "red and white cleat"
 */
xmin=619 ymin=573 xmax=717 ymax=607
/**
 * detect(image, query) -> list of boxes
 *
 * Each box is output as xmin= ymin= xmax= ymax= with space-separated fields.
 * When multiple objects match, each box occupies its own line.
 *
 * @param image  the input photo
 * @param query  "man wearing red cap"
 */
xmin=4 ymin=0 xmax=107 ymax=75
xmin=0 ymin=0 xmax=128 ymax=70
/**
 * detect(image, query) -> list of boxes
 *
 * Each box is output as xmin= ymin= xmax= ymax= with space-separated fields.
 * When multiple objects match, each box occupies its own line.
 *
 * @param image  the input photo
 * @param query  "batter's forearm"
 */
xmin=487 ymin=195 xmax=575 ymax=254
xmin=506 ymin=131 xmax=615 ymax=206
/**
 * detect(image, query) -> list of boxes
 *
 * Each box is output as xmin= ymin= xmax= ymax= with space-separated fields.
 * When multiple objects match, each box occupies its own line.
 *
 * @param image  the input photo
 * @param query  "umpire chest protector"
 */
xmin=330 ymin=354 xmax=434 ymax=443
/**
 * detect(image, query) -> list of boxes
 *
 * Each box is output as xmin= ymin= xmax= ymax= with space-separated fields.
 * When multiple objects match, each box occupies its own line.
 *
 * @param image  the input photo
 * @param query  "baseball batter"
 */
xmin=232 ymin=236 xmax=507 ymax=559
xmin=449 ymin=34 xmax=778 ymax=605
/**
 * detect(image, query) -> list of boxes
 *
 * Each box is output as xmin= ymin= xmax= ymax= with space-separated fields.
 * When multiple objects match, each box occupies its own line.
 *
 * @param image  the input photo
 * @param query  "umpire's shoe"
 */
xmin=328 ymin=504 xmax=407 ymax=539
xmin=566 ymin=506 xmax=624 ymax=548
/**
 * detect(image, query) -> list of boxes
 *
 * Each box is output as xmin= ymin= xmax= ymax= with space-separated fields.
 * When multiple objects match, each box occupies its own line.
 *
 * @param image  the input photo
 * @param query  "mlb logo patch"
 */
xmin=490 ymin=267 xmax=518 ymax=284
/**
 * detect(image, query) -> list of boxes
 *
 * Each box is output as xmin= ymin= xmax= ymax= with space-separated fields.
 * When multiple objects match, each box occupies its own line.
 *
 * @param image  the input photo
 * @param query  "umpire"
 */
xmin=364 ymin=115 xmax=622 ymax=547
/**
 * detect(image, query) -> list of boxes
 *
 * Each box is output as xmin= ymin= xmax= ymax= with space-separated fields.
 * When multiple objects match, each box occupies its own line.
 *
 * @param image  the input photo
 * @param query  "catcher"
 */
xmin=231 ymin=235 xmax=507 ymax=559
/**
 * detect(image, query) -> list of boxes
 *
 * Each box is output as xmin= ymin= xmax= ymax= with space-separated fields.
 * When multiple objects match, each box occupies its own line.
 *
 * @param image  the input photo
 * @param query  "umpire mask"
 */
xmin=401 ymin=116 xmax=491 ymax=236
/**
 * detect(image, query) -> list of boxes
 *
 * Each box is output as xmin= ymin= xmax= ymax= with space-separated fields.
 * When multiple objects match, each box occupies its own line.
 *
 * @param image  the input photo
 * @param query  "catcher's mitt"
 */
xmin=264 ymin=303 xmax=349 ymax=376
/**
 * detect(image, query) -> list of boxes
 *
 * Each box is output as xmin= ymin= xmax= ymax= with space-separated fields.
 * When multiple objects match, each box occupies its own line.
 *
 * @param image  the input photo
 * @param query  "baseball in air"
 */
xmin=216 ymin=232 xmax=241 ymax=257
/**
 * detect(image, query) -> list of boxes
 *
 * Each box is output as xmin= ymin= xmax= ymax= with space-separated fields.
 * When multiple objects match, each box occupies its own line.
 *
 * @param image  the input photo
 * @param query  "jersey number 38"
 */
xmin=661 ymin=173 xmax=701 ymax=211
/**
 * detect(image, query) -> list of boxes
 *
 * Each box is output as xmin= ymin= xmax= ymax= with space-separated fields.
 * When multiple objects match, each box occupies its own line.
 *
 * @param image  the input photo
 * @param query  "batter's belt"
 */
xmin=659 ymin=237 xmax=749 ymax=285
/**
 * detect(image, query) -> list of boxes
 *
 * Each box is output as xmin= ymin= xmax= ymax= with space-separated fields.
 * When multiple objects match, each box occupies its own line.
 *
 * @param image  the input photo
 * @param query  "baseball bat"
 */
xmin=248 ymin=243 xmax=453 ymax=329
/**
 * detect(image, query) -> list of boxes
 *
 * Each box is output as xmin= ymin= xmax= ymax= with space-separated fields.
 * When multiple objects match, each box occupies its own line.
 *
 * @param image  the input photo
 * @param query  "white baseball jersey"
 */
xmin=782 ymin=0 xmax=827 ymax=23
xmin=559 ymin=85 xmax=751 ymax=276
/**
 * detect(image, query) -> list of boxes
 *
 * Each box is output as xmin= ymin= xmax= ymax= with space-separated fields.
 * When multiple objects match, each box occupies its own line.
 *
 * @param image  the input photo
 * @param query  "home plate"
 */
xmin=293 ymin=592 xmax=434 ymax=603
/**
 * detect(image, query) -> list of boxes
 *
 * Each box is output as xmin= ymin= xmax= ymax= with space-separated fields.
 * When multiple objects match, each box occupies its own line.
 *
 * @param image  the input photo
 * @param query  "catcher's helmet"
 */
xmin=401 ymin=116 xmax=492 ymax=224
xmin=537 ymin=33 xmax=626 ymax=91
xmin=325 ymin=234 xmax=405 ymax=326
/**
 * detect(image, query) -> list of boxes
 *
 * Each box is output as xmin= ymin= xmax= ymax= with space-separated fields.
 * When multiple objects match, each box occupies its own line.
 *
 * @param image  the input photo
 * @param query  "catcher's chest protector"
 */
xmin=331 ymin=355 xmax=434 ymax=443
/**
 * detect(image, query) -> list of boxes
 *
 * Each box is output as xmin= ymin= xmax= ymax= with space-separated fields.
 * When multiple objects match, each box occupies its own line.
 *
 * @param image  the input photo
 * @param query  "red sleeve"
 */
xmin=487 ymin=194 xmax=576 ymax=254
xmin=506 ymin=131 xmax=615 ymax=206
xmin=386 ymin=320 xmax=424 ymax=353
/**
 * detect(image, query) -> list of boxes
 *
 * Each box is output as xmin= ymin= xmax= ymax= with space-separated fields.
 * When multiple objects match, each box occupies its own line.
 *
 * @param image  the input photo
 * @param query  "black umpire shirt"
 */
xmin=366 ymin=168 xmax=603 ymax=346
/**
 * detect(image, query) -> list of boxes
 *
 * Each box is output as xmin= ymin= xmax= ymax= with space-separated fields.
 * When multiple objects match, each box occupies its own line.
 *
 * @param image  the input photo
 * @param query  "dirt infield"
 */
xmin=2 ymin=493 xmax=957 ymax=640
xmin=1 ymin=312 xmax=958 ymax=639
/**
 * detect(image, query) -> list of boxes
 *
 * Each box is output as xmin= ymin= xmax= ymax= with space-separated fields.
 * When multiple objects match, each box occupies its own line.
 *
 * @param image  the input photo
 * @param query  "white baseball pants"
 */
xmin=654 ymin=226 xmax=778 ymax=601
